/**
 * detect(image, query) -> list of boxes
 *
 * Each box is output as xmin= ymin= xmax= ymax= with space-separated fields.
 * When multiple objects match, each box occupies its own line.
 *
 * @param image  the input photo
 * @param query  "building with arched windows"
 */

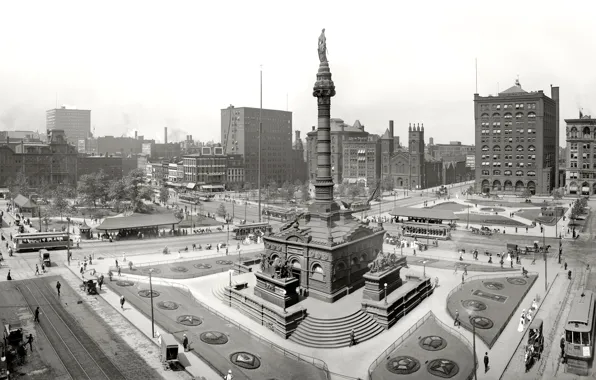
xmin=565 ymin=113 xmax=596 ymax=196
xmin=474 ymin=80 xmax=559 ymax=195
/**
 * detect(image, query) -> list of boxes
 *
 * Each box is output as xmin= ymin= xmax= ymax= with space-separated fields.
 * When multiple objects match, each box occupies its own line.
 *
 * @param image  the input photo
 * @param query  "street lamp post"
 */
xmin=384 ymin=283 xmax=388 ymax=305
xmin=149 ymin=269 xmax=155 ymax=338
xmin=466 ymin=203 xmax=470 ymax=229
xmin=543 ymin=228 xmax=547 ymax=292
xmin=66 ymin=217 xmax=71 ymax=265
xmin=468 ymin=313 xmax=478 ymax=380
xmin=423 ymin=260 xmax=427 ymax=278
xmin=228 ymin=269 xmax=234 ymax=306
xmin=244 ymin=193 xmax=247 ymax=223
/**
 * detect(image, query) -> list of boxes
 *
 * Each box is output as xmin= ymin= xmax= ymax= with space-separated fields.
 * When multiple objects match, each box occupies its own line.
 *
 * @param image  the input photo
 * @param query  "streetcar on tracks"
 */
xmin=564 ymin=290 xmax=596 ymax=374
xmin=233 ymin=222 xmax=272 ymax=240
xmin=12 ymin=232 xmax=72 ymax=252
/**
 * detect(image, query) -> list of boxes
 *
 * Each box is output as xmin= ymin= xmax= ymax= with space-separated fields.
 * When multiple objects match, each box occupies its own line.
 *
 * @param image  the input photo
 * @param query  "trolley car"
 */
xmin=564 ymin=290 xmax=596 ymax=366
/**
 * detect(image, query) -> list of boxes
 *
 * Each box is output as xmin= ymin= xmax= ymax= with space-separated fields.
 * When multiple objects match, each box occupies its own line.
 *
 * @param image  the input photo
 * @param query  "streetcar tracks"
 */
xmin=17 ymin=279 xmax=126 ymax=380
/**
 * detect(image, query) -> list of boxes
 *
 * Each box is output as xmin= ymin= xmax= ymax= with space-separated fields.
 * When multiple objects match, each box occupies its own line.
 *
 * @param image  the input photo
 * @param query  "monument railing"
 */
xmin=431 ymin=314 xmax=477 ymax=380
xmin=367 ymin=311 xmax=433 ymax=380
xmin=129 ymin=249 xmax=262 ymax=268
xmin=119 ymin=274 xmax=330 ymax=378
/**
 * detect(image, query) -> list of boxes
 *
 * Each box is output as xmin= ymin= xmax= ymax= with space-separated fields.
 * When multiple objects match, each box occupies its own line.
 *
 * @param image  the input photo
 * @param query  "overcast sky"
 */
xmin=1 ymin=0 xmax=595 ymax=146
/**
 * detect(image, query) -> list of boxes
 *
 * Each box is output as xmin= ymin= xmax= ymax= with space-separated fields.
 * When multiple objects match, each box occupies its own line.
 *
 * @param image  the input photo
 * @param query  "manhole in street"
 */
xmin=200 ymin=331 xmax=229 ymax=345
xmin=170 ymin=266 xmax=188 ymax=273
xmin=138 ymin=290 xmax=160 ymax=298
xmin=230 ymin=352 xmax=261 ymax=369
xmin=427 ymin=359 xmax=459 ymax=378
xmin=419 ymin=336 xmax=447 ymax=351
xmin=194 ymin=263 xmax=213 ymax=269
xmin=157 ymin=301 xmax=179 ymax=310
xmin=386 ymin=356 xmax=420 ymax=374
xmin=216 ymin=260 xmax=234 ymax=266
xmin=507 ymin=277 xmax=527 ymax=285
xmin=116 ymin=280 xmax=134 ymax=287
xmin=484 ymin=281 xmax=504 ymax=290
xmin=470 ymin=316 xmax=494 ymax=329
xmin=177 ymin=315 xmax=202 ymax=326
xmin=140 ymin=268 xmax=162 ymax=275
xmin=462 ymin=299 xmax=487 ymax=312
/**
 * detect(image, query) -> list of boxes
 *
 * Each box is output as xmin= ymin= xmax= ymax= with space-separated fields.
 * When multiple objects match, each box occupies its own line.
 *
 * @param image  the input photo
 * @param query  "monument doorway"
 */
xmin=291 ymin=260 xmax=302 ymax=282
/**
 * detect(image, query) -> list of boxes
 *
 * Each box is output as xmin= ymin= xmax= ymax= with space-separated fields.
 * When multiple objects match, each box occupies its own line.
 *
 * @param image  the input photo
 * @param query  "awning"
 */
xmin=201 ymin=185 xmax=225 ymax=189
xmin=0 ymin=188 xmax=8 ymax=194
xmin=390 ymin=207 xmax=458 ymax=221
xmin=582 ymin=187 xmax=590 ymax=192
xmin=97 ymin=213 xmax=181 ymax=231
xmin=187 ymin=183 xmax=196 ymax=190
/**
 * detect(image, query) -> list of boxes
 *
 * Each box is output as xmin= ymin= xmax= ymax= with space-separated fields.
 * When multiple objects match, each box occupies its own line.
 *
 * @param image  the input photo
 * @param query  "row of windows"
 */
xmin=482 ymin=145 xmax=536 ymax=152
xmin=481 ymin=154 xmax=536 ymax=160
xmin=481 ymin=137 xmax=537 ymax=144
xmin=481 ymin=112 xmax=537 ymax=120
xmin=568 ymin=127 xmax=596 ymax=139
xmin=568 ymin=172 xmax=596 ymax=179
xmin=480 ymin=103 xmax=537 ymax=111
xmin=569 ymin=143 xmax=592 ymax=151
xmin=569 ymin=162 xmax=595 ymax=169
xmin=569 ymin=153 xmax=592 ymax=159
xmin=481 ymin=162 xmax=535 ymax=167
xmin=481 ymin=170 xmax=536 ymax=176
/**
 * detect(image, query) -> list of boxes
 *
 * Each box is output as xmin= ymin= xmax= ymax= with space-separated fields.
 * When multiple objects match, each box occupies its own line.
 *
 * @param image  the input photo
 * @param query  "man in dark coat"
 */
xmin=56 ymin=281 xmax=61 ymax=296
xmin=183 ymin=334 xmax=189 ymax=351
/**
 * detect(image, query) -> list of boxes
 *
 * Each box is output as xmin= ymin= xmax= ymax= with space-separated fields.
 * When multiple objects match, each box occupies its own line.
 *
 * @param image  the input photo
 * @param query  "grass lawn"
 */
xmin=178 ymin=216 xmax=220 ymax=228
xmin=428 ymin=202 xmax=472 ymax=212
xmin=516 ymin=207 xmax=568 ymax=226
xmin=466 ymin=199 xmax=553 ymax=209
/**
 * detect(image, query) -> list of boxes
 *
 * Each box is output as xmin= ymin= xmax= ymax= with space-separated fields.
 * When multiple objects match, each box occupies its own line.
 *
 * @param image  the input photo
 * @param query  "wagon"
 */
xmin=525 ymin=318 xmax=544 ymax=372
xmin=39 ymin=249 xmax=50 ymax=267
xmin=3 ymin=323 xmax=23 ymax=347
xmin=160 ymin=333 xmax=179 ymax=364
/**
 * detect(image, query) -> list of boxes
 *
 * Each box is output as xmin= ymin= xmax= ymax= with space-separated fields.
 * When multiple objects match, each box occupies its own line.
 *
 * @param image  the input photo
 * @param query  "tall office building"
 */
xmin=474 ymin=80 xmax=558 ymax=195
xmin=221 ymin=106 xmax=292 ymax=187
xmin=564 ymin=113 xmax=596 ymax=196
xmin=46 ymin=106 xmax=91 ymax=144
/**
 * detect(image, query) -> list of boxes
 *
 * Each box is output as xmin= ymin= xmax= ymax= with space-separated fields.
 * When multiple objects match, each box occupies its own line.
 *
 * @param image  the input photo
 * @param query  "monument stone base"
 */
xmin=254 ymin=271 xmax=299 ymax=309
xmin=362 ymin=256 xmax=406 ymax=302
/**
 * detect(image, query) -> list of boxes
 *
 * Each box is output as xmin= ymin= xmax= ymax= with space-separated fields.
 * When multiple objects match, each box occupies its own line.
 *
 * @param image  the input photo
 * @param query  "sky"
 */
xmin=1 ymin=0 xmax=595 ymax=146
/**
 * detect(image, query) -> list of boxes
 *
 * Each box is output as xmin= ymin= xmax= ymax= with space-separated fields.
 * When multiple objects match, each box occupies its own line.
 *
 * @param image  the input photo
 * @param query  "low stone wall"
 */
xmin=224 ymin=287 xmax=306 ymax=339
xmin=362 ymin=277 xmax=434 ymax=330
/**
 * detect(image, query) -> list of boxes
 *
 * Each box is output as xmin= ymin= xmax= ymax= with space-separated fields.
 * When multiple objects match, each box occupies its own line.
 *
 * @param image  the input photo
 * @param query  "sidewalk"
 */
xmin=64 ymin=262 xmax=220 ymax=380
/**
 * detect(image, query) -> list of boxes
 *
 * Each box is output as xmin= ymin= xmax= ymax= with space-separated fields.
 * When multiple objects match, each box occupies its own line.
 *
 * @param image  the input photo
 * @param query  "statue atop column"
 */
xmin=318 ymin=28 xmax=328 ymax=63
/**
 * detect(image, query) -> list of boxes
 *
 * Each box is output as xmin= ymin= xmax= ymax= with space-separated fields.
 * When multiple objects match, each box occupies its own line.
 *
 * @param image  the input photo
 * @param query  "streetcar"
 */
xmin=564 ymin=290 xmax=596 ymax=363
xmin=233 ymin=222 xmax=272 ymax=240
xmin=13 ymin=232 xmax=72 ymax=252
xmin=179 ymin=194 xmax=201 ymax=205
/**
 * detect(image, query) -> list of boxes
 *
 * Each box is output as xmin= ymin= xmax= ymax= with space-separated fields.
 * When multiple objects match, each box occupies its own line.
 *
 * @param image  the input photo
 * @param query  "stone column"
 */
xmin=312 ymin=61 xmax=336 ymax=207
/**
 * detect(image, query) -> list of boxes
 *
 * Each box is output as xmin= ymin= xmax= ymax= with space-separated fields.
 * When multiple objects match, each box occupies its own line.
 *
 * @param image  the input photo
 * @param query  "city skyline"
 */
xmin=1 ymin=0 xmax=596 ymax=145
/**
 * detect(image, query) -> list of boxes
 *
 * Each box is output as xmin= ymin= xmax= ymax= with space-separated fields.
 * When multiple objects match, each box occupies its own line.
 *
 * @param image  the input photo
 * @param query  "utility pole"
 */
xmin=543 ymin=228 xmax=547 ymax=292
xmin=258 ymin=65 xmax=263 ymax=223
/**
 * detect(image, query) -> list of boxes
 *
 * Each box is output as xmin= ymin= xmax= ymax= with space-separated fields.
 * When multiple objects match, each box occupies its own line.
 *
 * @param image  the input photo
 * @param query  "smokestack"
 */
xmin=164 ymin=127 xmax=168 ymax=144
xmin=389 ymin=120 xmax=394 ymax=138
xmin=134 ymin=130 xmax=138 ymax=139
xmin=190 ymin=135 xmax=192 ymax=141
xmin=312 ymin=126 xmax=315 ymax=131
xmin=295 ymin=130 xmax=301 ymax=140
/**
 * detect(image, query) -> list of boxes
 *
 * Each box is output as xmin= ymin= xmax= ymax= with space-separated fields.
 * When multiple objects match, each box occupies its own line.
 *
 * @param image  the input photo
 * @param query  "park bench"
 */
xmin=234 ymin=282 xmax=248 ymax=290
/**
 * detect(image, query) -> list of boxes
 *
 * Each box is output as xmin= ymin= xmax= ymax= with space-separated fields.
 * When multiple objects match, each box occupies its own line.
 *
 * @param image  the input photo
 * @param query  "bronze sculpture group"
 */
xmin=260 ymin=253 xmax=292 ymax=279
xmin=367 ymin=251 xmax=400 ymax=273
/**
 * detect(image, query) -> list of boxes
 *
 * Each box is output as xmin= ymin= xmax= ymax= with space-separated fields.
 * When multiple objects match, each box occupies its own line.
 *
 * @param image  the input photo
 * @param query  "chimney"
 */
xmin=189 ymin=135 xmax=192 ymax=141
xmin=389 ymin=120 xmax=394 ymax=138
xmin=312 ymin=126 xmax=315 ymax=131
xmin=164 ymin=127 xmax=168 ymax=144
xmin=134 ymin=130 xmax=138 ymax=139
xmin=295 ymin=130 xmax=301 ymax=140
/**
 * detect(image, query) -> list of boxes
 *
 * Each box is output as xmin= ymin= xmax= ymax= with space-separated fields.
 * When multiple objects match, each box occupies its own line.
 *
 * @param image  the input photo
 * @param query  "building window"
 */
xmin=516 ymin=170 xmax=524 ymax=176
xmin=481 ymin=113 xmax=489 ymax=121
xmin=504 ymin=145 xmax=512 ymax=152
xmin=527 ymin=171 xmax=536 ymax=177
xmin=493 ymin=145 xmax=501 ymax=152
xmin=528 ymin=145 xmax=536 ymax=152
xmin=481 ymin=145 xmax=489 ymax=152
xmin=515 ymin=112 xmax=524 ymax=119
xmin=527 ymin=103 xmax=536 ymax=109
xmin=482 ymin=170 xmax=489 ymax=175
xmin=528 ymin=112 xmax=536 ymax=119
xmin=504 ymin=170 xmax=512 ymax=176
xmin=492 ymin=113 xmax=500 ymax=118
xmin=493 ymin=170 xmax=501 ymax=175
xmin=570 ymin=161 xmax=578 ymax=168
xmin=569 ymin=127 xmax=578 ymax=139
xmin=516 ymin=145 xmax=524 ymax=152
xmin=504 ymin=113 xmax=512 ymax=120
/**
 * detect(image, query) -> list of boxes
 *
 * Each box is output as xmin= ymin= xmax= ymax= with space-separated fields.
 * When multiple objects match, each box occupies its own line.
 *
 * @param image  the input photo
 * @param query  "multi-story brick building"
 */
xmin=182 ymin=146 xmax=227 ymax=192
xmin=0 ymin=129 xmax=78 ymax=188
xmin=226 ymin=153 xmax=245 ymax=188
xmin=428 ymin=141 xmax=475 ymax=161
xmin=474 ymin=80 xmax=559 ymax=195
xmin=341 ymin=134 xmax=379 ymax=186
xmin=221 ymin=106 xmax=292 ymax=187
xmin=565 ymin=113 xmax=596 ymax=196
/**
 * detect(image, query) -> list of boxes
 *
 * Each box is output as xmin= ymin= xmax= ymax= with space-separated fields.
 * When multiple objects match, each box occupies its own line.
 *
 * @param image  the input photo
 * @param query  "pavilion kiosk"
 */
xmin=79 ymin=221 xmax=92 ymax=239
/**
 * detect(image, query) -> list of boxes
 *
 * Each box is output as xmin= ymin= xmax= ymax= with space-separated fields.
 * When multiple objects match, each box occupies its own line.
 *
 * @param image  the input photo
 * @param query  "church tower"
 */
xmin=408 ymin=123 xmax=425 ymax=190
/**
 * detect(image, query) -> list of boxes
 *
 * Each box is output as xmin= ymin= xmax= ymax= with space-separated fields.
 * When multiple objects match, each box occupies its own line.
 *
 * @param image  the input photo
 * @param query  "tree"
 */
xmin=108 ymin=179 xmax=127 ymax=212
xmin=300 ymin=183 xmax=311 ymax=202
xmin=159 ymin=186 xmax=169 ymax=204
xmin=267 ymin=179 xmax=278 ymax=200
xmin=521 ymin=188 xmax=533 ymax=200
xmin=77 ymin=172 xmax=108 ymax=208
xmin=216 ymin=203 xmax=227 ymax=218
xmin=551 ymin=188 xmax=563 ymax=202
xmin=466 ymin=186 xmax=474 ymax=198
xmin=51 ymin=186 xmax=71 ymax=221
xmin=336 ymin=183 xmax=347 ymax=198
xmin=6 ymin=169 xmax=30 ymax=199
xmin=281 ymin=181 xmax=296 ymax=202
xmin=123 ymin=169 xmax=153 ymax=212
xmin=347 ymin=184 xmax=363 ymax=201
xmin=381 ymin=176 xmax=395 ymax=192
xmin=38 ymin=177 xmax=54 ymax=204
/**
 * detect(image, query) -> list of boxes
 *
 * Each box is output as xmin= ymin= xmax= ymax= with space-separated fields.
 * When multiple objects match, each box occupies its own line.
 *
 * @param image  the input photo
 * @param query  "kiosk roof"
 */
xmin=389 ymin=207 xmax=457 ymax=221
xmin=97 ymin=213 xmax=180 ymax=230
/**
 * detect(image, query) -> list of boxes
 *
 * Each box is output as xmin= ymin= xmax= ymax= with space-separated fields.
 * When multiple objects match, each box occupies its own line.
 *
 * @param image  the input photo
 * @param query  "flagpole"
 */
xmin=258 ymin=65 xmax=262 ymax=223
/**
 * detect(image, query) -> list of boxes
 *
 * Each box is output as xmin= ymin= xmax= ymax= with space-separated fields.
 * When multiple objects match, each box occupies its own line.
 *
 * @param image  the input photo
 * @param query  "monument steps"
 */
xmin=212 ymin=285 xmax=227 ymax=302
xmin=289 ymin=310 xmax=384 ymax=348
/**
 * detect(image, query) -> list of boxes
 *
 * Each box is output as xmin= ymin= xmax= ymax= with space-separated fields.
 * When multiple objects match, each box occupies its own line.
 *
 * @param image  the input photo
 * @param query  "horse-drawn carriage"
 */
xmin=81 ymin=280 xmax=98 ymax=295
xmin=470 ymin=226 xmax=492 ymax=236
xmin=524 ymin=318 xmax=544 ymax=372
xmin=159 ymin=333 xmax=181 ymax=371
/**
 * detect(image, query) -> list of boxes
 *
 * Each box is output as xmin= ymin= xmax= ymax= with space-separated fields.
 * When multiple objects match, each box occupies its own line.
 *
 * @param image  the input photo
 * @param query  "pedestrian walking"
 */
xmin=461 ymin=273 xmax=465 ymax=284
xmin=27 ymin=334 xmax=33 ymax=351
xmin=224 ymin=369 xmax=233 ymax=380
xmin=183 ymin=334 xmax=189 ymax=351
xmin=560 ymin=334 xmax=566 ymax=362
xmin=564 ymin=262 xmax=568 ymax=270
xmin=41 ymin=263 xmax=45 ymax=273
xmin=34 ymin=307 xmax=40 ymax=322
xmin=118 ymin=266 xmax=121 ymax=276
xmin=35 ymin=264 xmax=39 ymax=276
xmin=56 ymin=281 xmax=61 ymax=296
xmin=120 ymin=295 xmax=125 ymax=309
xmin=484 ymin=352 xmax=489 ymax=373
xmin=463 ymin=266 xmax=468 ymax=276
xmin=454 ymin=264 xmax=458 ymax=274
xmin=454 ymin=310 xmax=460 ymax=327
xmin=7 ymin=270 xmax=12 ymax=281
xmin=349 ymin=329 xmax=356 ymax=347
xmin=115 ymin=259 xmax=119 ymax=268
